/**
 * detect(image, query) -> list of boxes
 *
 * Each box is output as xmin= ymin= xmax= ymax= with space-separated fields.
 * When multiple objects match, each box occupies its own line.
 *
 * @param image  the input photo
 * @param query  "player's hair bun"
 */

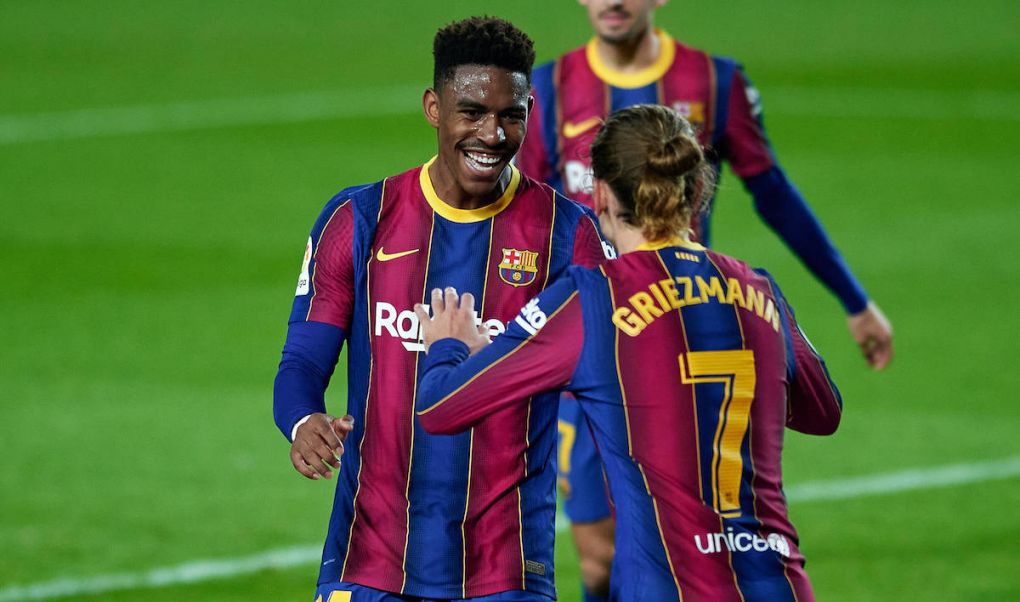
xmin=590 ymin=105 xmax=715 ymax=241
xmin=646 ymin=132 xmax=704 ymax=180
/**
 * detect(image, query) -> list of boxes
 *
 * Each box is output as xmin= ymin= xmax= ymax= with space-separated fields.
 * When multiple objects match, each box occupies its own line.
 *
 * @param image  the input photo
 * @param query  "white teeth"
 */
xmin=466 ymin=152 xmax=500 ymax=166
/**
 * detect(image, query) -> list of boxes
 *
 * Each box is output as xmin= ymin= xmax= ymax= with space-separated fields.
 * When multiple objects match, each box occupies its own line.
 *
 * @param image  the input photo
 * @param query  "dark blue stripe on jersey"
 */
xmin=610 ymin=83 xmax=658 ymax=112
xmin=532 ymin=63 xmax=562 ymax=193
xmin=319 ymin=180 xmax=384 ymax=584
xmin=521 ymin=388 xmax=560 ymax=592
xmin=569 ymin=268 xmax=682 ymax=600
xmin=673 ymin=251 xmax=793 ymax=600
xmin=666 ymin=249 xmax=744 ymax=510
xmin=710 ymin=58 xmax=737 ymax=148
xmin=720 ymin=518 xmax=796 ymax=601
xmin=755 ymin=269 xmax=797 ymax=383
xmin=548 ymin=194 xmax=584 ymax=280
xmin=403 ymin=215 xmax=492 ymax=587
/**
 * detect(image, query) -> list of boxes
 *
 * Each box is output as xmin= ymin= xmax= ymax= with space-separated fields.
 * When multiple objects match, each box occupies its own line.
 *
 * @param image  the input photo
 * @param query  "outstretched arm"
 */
xmin=722 ymin=65 xmax=893 ymax=368
xmin=415 ymin=280 xmax=584 ymax=435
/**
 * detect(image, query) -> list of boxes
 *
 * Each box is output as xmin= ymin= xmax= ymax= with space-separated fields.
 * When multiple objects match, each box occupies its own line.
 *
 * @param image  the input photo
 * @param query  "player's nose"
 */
xmin=476 ymin=114 xmax=506 ymax=146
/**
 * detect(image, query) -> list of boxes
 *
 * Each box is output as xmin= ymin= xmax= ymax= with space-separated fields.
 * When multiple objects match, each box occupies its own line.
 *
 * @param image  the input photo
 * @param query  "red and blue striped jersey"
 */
xmin=517 ymin=29 xmax=774 ymax=243
xmin=283 ymin=159 xmax=606 ymax=598
xmin=517 ymin=28 xmax=870 ymax=314
xmin=417 ymin=240 xmax=842 ymax=601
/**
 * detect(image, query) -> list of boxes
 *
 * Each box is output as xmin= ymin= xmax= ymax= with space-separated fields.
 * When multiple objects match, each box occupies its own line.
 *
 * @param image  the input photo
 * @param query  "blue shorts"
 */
xmin=557 ymin=395 xmax=612 ymax=524
xmin=314 ymin=582 xmax=553 ymax=602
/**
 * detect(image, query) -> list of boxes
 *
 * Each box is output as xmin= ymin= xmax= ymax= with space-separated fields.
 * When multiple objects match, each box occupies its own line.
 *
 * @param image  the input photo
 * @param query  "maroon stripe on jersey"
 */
xmin=306 ymin=200 xmax=355 ymax=329
xmin=462 ymin=182 xmax=555 ymax=596
xmin=556 ymin=48 xmax=607 ymax=176
xmin=708 ymin=252 xmax=809 ymax=598
xmin=660 ymin=43 xmax=716 ymax=239
xmin=341 ymin=169 xmax=434 ymax=591
xmin=723 ymin=68 xmax=775 ymax=179
xmin=660 ymin=43 xmax=716 ymax=149
xmin=607 ymin=253 xmax=744 ymax=601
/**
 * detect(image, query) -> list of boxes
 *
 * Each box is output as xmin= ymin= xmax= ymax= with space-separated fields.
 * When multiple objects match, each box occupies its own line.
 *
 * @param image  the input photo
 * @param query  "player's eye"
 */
xmin=461 ymin=109 xmax=483 ymax=120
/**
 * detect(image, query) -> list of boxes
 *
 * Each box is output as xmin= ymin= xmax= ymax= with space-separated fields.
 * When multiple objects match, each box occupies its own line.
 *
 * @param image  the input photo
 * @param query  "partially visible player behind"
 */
xmin=272 ymin=17 xmax=607 ymax=602
xmin=415 ymin=105 xmax=842 ymax=601
xmin=516 ymin=2 xmax=891 ymax=596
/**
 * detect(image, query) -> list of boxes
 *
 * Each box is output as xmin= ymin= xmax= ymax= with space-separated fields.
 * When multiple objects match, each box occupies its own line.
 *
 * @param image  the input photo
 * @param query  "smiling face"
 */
xmin=579 ymin=0 xmax=665 ymax=44
xmin=424 ymin=64 xmax=532 ymax=207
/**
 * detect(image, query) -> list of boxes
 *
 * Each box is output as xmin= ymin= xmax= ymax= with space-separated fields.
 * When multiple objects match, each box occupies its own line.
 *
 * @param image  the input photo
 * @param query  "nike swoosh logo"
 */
xmin=376 ymin=247 xmax=420 ymax=262
xmin=562 ymin=116 xmax=602 ymax=139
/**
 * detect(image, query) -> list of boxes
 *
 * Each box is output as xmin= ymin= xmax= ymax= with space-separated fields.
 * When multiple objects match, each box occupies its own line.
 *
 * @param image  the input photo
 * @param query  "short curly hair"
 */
xmin=433 ymin=16 xmax=536 ymax=89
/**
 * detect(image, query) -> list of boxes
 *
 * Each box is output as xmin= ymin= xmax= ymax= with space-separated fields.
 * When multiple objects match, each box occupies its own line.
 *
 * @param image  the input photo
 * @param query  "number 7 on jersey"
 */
xmin=679 ymin=350 xmax=756 ymax=518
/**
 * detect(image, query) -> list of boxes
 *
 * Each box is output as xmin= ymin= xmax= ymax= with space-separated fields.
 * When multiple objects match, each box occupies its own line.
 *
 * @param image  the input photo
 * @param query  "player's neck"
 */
xmin=617 ymin=230 xmax=696 ymax=255
xmin=594 ymin=26 xmax=661 ymax=74
xmin=613 ymin=228 xmax=647 ymax=255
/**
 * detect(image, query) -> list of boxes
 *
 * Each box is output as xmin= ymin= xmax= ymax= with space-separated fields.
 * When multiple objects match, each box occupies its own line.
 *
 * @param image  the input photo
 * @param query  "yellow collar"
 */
xmin=586 ymin=29 xmax=676 ymax=89
xmin=418 ymin=156 xmax=520 ymax=223
xmin=635 ymin=236 xmax=705 ymax=252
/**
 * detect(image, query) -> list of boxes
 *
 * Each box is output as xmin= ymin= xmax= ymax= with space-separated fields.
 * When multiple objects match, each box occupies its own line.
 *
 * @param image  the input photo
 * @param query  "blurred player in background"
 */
xmin=515 ymin=2 xmax=892 ymax=597
xmin=273 ymin=17 xmax=607 ymax=602
xmin=416 ymin=104 xmax=842 ymax=602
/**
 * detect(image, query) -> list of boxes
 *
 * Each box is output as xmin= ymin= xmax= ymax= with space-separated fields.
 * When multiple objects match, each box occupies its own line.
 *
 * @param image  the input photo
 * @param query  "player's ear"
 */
xmin=423 ymin=88 xmax=441 ymax=128
xmin=527 ymin=94 xmax=535 ymax=116
xmin=592 ymin=179 xmax=608 ymax=216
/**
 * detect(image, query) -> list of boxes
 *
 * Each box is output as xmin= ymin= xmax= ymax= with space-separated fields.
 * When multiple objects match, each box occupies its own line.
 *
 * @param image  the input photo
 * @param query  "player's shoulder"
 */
xmin=516 ymin=171 xmax=592 ymax=218
xmin=669 ymin=34 xmax=740 ymax=68
xmin=317 ymin=164 xmax=424 ymax=221
xmin=669 ymin=34 xmax=745 ymax=84
xmin=707 ymin=249 xmax=778 ymax=291
xmin=316 ymin=178 xmax=378 ymax=213
xmin=537 ymin=43 xmax=587 ymax=70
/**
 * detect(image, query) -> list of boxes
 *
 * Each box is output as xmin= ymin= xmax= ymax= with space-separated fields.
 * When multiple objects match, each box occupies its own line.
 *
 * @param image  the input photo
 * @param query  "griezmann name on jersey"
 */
xmin=416 ymin=239 xmax=842 ymax=602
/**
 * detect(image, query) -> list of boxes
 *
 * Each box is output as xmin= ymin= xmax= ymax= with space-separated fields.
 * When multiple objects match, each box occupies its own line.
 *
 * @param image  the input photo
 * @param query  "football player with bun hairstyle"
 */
xmin=273 ymin=16 xmax=608 ymax=602
xmin=517 ymin=3 xmax=891 ymax=597
xmin=417 ymin=105 xmax=842 ymax=602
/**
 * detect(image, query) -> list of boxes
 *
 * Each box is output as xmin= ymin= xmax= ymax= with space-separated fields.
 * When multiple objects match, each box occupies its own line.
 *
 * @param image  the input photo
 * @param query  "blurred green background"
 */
xmin=2 ymin=1 xmax=1018 ymax=600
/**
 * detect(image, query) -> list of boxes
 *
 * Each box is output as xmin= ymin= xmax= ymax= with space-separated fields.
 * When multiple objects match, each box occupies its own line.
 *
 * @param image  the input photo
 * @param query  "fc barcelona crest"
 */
xmin=672 ymin=101 xmax=705 ymax=132
xmin=498 ymin=248 xmax=539 ymax=287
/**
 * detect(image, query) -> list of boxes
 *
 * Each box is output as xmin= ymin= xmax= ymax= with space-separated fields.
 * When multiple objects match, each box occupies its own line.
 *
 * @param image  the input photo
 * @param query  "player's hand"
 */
xmin=415 ymin=287 xmax=490 ymax=354
xmin=847 ymin=301 xmax=893 ymax=370
xmin=290 ymin=413 xmax=355 ymax=480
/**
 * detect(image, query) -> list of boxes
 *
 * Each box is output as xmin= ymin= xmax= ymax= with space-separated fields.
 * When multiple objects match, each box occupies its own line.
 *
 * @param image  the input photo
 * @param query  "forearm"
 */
xmin=417 ymin=291 xmax=584 ymax=434
xmin=415 ymin=339 xmax=481 ymax=434
xmin=272 ymin=321 xmax=344 ymax=440
xmin=746 ymin=167 xmax=868 ymax=314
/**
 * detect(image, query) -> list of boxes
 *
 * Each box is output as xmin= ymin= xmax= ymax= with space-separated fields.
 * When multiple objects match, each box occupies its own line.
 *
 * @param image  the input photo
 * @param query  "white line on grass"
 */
xmin=784 ymin=454 xmax=1020 ymax=502
xmin=0 ymin=85 xmax=424 ymax=145
xmin=2 ymin=455 xmax=1019 ymax=601
xmin=1 ymin=84 xmax=1017 ymax=145
xmin=0 ymin=546 xmax=321 ymax=602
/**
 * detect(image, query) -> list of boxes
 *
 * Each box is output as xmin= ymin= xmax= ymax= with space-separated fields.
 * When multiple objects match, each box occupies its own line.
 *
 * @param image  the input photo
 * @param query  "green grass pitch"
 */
xmin=1 ymin=1 xmax=1018 ymax=600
